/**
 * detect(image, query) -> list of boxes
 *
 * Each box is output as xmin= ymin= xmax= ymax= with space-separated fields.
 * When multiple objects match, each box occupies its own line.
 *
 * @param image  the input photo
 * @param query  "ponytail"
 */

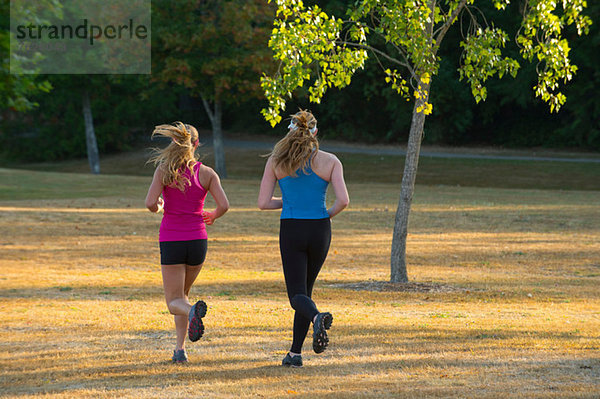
xmin=148 ymin=121 xmax=199 ymax=191
xmin=271 ymin=110 xmax=319 ymax=177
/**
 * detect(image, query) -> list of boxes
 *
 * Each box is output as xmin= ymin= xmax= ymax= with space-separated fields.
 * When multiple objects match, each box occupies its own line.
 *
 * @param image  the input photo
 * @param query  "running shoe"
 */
xmin=312 ymin=312 xmax=333 ymax=353
xmin=282 ymin=353 xmax=303 ymax=367
xmin=188 ymin=300 xmax=207 ymax=342
xmin=172 ymin=349 xmax=188 ymax=363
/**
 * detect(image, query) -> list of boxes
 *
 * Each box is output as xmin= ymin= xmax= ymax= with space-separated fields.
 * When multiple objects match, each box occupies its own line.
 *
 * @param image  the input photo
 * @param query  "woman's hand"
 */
xmin=156 ymin=197 xmax=164 ymax=213
xmin=201 ymin=210 xmax=216 ymax=225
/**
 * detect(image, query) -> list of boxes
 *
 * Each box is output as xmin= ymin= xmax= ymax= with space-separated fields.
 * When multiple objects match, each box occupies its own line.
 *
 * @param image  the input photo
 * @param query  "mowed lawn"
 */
xmin=0 ymin=148 xmax=599 ymax=398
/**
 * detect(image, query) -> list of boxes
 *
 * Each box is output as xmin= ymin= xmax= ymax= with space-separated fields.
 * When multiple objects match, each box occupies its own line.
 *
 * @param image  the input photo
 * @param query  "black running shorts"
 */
xmin=159 ymin=239 xmax=207 ymax=266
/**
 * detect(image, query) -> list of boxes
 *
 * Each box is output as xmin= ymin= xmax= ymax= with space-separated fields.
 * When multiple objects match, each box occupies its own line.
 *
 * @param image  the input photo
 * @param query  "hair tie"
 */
xmin=288 ymin=121 xmax=317 ymax=134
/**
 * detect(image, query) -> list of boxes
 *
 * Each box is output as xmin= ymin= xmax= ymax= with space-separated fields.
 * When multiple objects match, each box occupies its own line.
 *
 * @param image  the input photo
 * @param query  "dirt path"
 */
xmin=202 ymin=136 xmax=600 ymax=164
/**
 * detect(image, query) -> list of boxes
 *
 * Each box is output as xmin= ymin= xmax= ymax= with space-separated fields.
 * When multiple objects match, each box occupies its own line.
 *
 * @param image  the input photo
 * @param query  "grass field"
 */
xmin=1 ymin=147 xmax=599 ymax=398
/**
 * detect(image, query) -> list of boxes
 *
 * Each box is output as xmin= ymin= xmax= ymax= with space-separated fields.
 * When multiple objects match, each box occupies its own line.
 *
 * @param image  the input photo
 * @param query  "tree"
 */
xmin=152 ymin=0 xmax=275 ymax=178
xmin=81 ymin=85 xmax=100 ymax=174
xmin=261 ymin=0 xmax=592 ymax=282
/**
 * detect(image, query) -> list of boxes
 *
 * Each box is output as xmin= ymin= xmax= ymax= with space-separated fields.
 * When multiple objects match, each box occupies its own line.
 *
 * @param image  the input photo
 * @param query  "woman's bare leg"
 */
xmin=162 ymin=264 xmax=203 ymax=350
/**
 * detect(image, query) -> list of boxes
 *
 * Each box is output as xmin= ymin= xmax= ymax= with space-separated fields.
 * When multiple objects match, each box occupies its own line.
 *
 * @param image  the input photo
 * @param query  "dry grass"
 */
xmin=0 ymin=161 xmax=599 ymax=398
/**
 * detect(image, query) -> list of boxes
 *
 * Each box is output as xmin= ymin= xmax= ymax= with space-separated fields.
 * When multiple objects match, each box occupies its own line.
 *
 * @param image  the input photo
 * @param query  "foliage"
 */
xmin=555 ymin=1 xmax=600 ymax=149
xmin=0 ymin=0 xmax=59 ymax=111
xmin=0 ymin=75 xmax=177 ymax=161
xmin=261 ymin=0 xmax=592 ymax=126
xmin=1 ymin=0 xmax=597 ymax=163
xmin=516 ymin=0 xmax=591 ymax=112
xmin=152 ymin=0 xmax=275 ymax=104
xmin=261 ymin=2 xmax=368 ymax=126
xmin=445 ymin=1 xmax=599 ymax=149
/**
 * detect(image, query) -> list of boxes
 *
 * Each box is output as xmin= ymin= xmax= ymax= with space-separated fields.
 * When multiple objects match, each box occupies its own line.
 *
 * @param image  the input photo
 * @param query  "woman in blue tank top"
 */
xmin=258 ymin=110 xmax=349 ymax=367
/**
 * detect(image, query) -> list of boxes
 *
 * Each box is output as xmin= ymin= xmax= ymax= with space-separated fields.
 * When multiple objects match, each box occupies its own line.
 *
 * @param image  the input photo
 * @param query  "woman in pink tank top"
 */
xmin=145 ymin=122 xmax=229 ymax=363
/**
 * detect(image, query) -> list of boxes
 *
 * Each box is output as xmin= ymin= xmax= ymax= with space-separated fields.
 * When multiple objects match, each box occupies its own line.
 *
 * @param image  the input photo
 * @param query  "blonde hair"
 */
xmin=271 ymin=110 xmax=318 ymax=176
xmin=148 ymin=122 xmax=199 ymax=191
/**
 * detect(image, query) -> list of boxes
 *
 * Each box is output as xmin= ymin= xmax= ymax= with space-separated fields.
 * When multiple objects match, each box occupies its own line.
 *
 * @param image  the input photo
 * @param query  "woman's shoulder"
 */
xmin=315 ymin=150 xmax=341 ymax=165
xmin=197 ymin=162 xmax=220 ymax=187
xmin=154 ymin=165 xmax=165 ymax=177
xmin=197 ymin=162 xmax=217 ymax=177
xmin=312 ymin=150 xmax=342 ymax=181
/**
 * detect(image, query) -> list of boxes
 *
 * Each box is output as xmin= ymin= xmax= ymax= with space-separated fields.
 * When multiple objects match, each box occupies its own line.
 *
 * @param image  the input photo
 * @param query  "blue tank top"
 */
xmin=278 ymin=165 xmax=329 ymax=219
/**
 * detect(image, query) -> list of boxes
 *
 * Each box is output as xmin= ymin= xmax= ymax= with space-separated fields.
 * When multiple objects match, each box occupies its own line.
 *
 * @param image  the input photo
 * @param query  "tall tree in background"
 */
xmin=81 ymin=84 xmax=100 ymax=174
xmin=153 ymin=0 xmax=275 ymax=177
xmin=262 ymin=0 xmax=592 ymax=282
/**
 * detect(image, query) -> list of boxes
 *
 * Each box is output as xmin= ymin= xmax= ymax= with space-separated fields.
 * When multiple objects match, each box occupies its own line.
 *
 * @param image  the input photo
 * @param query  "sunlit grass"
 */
xmin=0 ymin=160 xmax=599 ymax=397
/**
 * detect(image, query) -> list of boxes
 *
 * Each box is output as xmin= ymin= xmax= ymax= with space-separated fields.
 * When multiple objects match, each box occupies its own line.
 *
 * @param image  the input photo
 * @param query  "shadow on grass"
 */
xmin=0 ymin=279 xmax=287 ymax=300
xmin=2 ymin=324 xmax=598 ymax=397
xmin=1 ymin=273 xmax=598 ymax=301
xmin=4 ymin=323 xmax=598 ymax=358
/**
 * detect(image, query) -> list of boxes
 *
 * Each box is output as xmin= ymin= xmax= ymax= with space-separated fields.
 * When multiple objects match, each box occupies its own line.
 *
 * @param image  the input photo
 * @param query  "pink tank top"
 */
xmin=159 ymin=162 xmax=208 ymax=242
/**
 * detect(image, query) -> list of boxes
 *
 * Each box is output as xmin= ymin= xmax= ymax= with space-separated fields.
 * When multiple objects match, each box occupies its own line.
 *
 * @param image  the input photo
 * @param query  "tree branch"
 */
xmin=429 ymin=0 xmax=436 ymax=39
xmin=434 ymin=0 xmax=469 ymax=55
xmin=340 ymin=41 xmax=414 ymax=76
xmin=200 ymin=94 xmax=215 ymax=126
xmin=342 ymin=17 xmax=415 ymax=79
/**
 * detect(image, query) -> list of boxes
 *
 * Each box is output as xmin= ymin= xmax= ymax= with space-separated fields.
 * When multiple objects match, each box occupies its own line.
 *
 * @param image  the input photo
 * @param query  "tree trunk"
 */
xmin=82 ymin=89 xmax=100 ymax=175
xmin=201 ymin=96 xmax=227 ymax=178
xmin=211 ymin=100 xmax=227 ymax=178
xmin=390 ymin=83 xmax=430 ymax=283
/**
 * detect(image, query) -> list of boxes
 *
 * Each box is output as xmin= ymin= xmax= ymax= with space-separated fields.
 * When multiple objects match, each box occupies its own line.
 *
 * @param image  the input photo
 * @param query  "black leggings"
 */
xmin=279 ymin=218 xmax=331 ymax=353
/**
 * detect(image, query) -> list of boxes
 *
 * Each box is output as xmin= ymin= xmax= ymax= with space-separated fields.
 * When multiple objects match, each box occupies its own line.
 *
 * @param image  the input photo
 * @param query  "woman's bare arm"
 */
xmin=145 ymin=168 xmax=165 ymax=213
xmin=258 ymin=157 xmax=283 ymax=210
xmin=327 ymin=156 xmax=349 ymax=218
xmin=202 ymin=167 xmax=229 ymax=225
